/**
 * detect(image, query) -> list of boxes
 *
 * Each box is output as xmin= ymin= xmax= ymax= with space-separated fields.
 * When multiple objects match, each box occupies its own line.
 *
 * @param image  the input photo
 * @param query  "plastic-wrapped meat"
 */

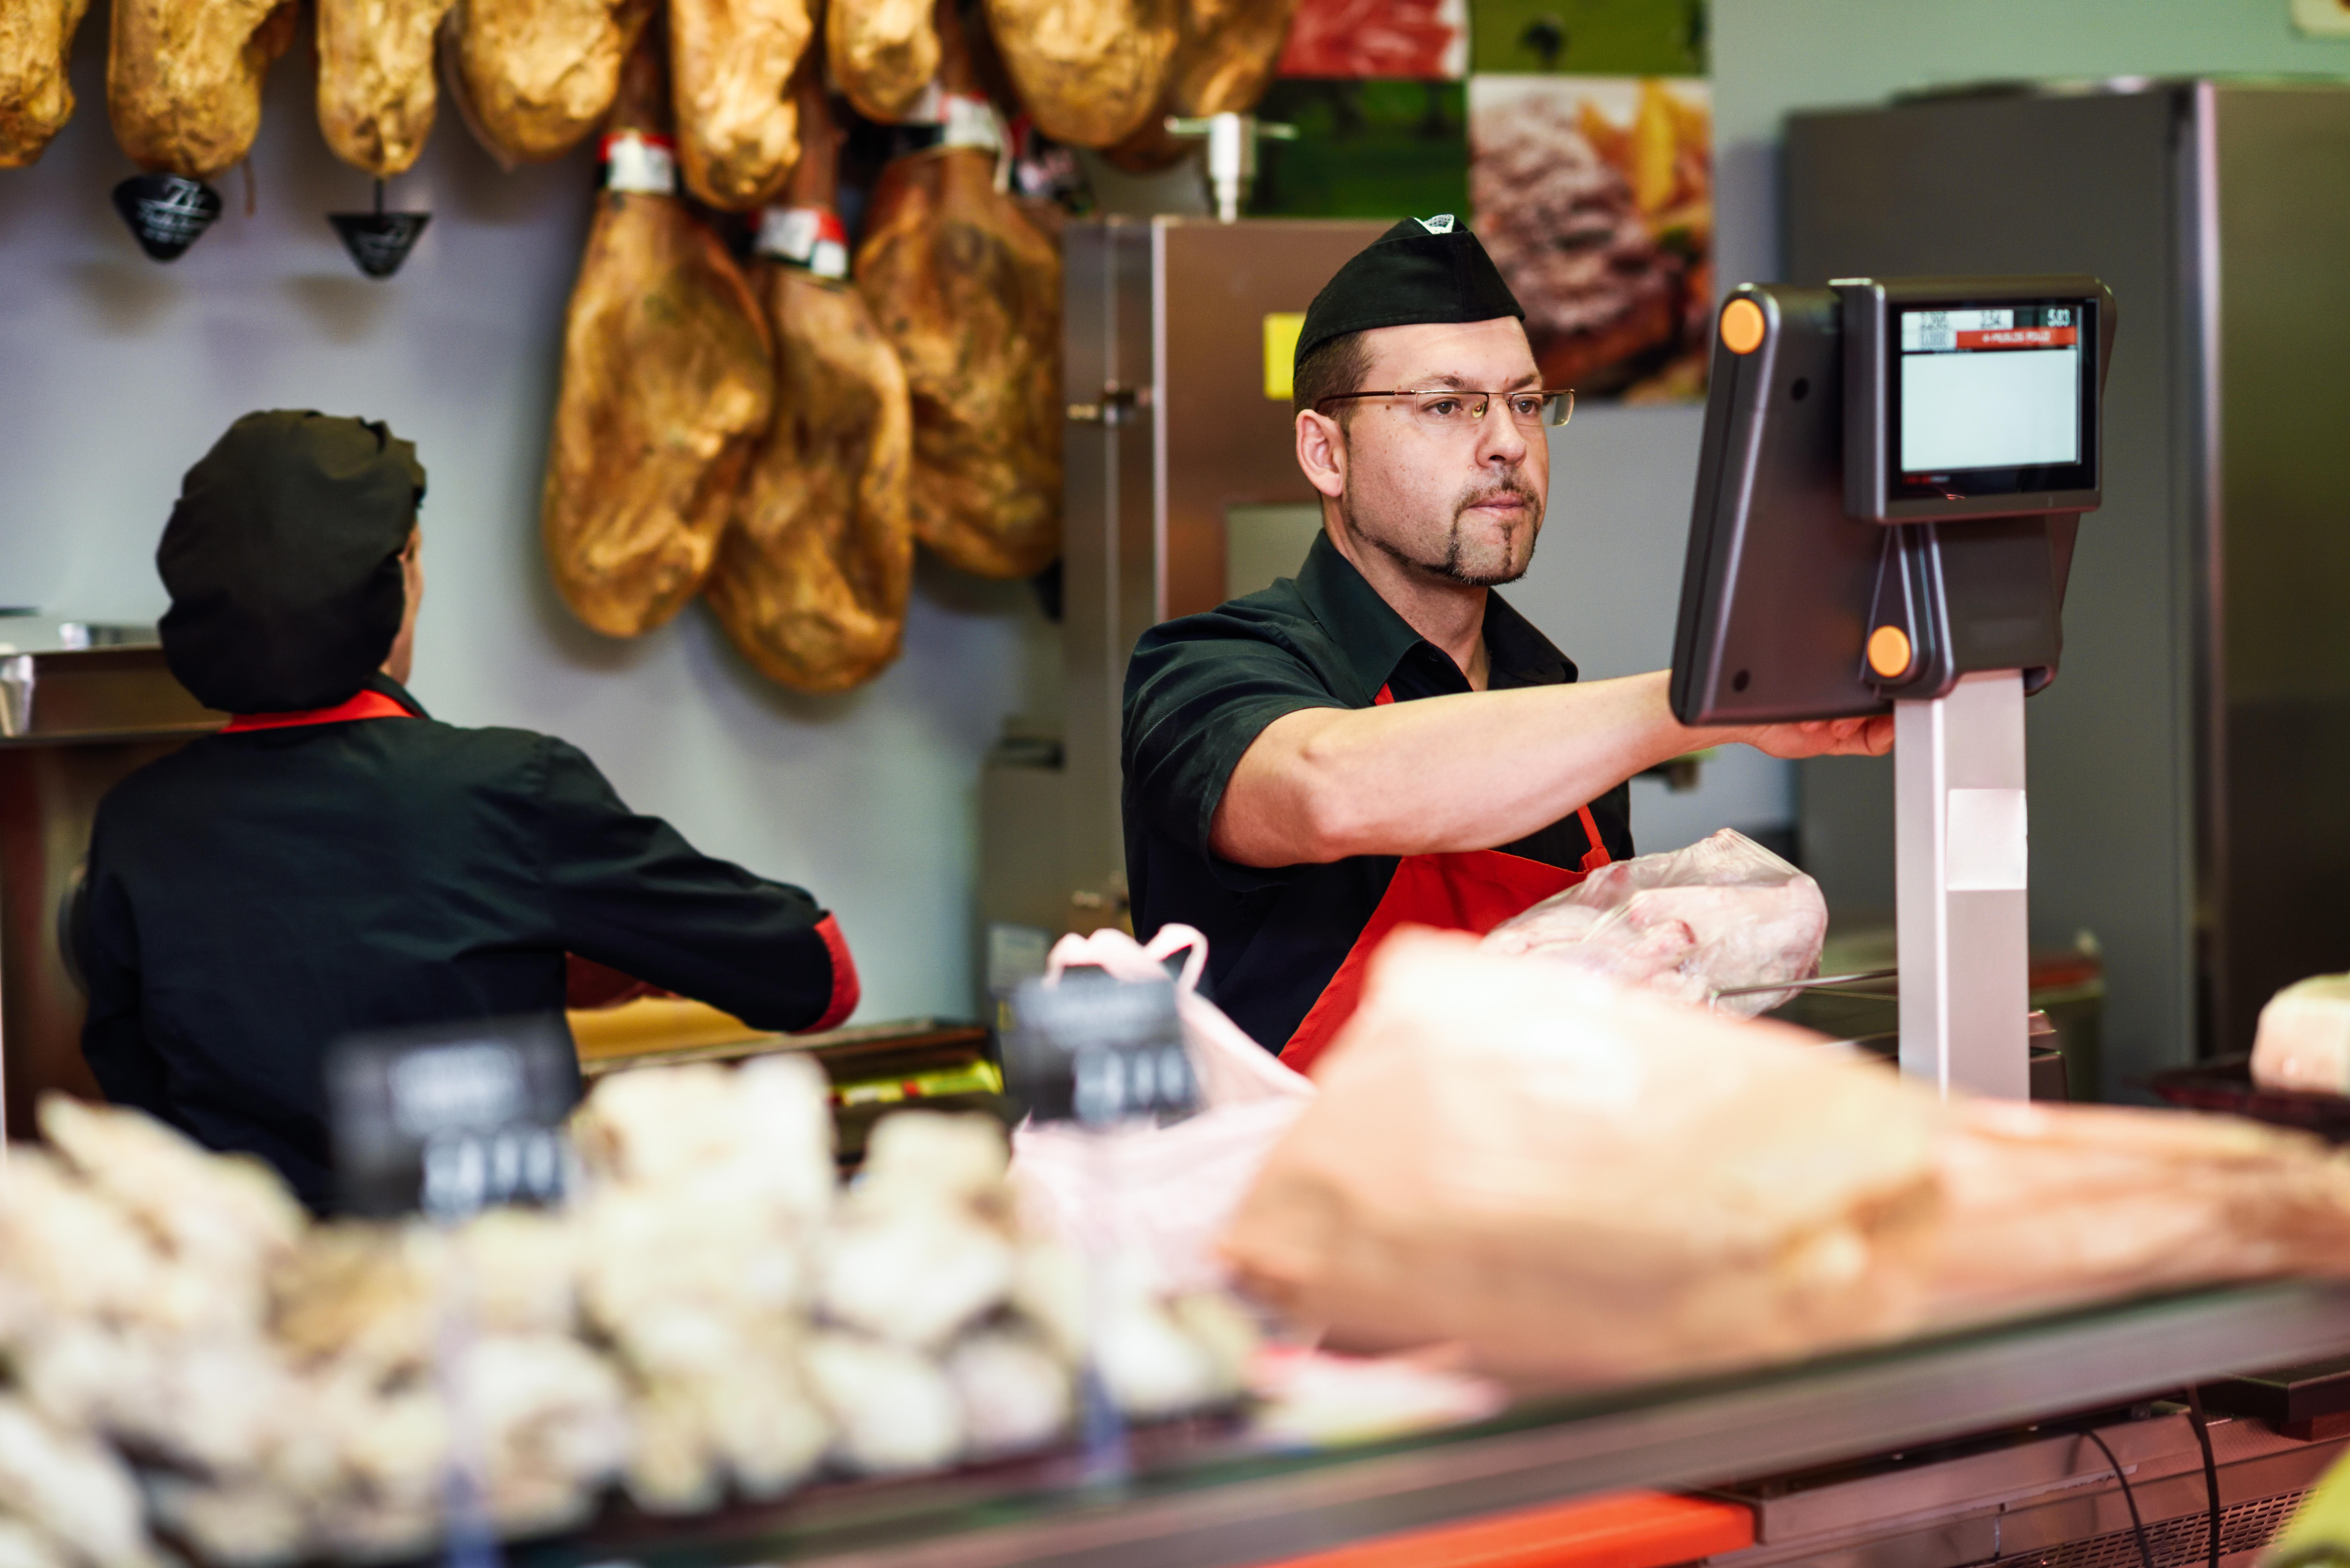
xmin=1482 ymin=829 xmax=1826 ymax=1015
xmin=1 ymin=0 xmax=91 ymax=168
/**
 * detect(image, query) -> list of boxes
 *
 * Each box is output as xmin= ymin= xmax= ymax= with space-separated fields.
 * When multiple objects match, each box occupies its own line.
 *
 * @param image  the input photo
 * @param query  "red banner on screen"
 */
xmin=1955 ymin=326 xmax=2079 ymax=349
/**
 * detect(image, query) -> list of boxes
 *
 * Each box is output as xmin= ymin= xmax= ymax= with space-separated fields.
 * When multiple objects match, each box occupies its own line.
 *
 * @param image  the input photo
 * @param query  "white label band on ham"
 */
xmin=941 ymin=94 xmax=1003 ymax=154
xmin=758 ymin=206 xmax=850 ymax=278
xmin=601 ymin=132 xmax=678 ymax=194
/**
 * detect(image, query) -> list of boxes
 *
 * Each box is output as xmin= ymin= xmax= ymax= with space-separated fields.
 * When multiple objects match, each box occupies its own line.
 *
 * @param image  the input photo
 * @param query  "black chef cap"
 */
xmin=158 ymin=411 xmax=426 ymax=714
xmin=1295 ymin=215 xmax=1527 ymax=370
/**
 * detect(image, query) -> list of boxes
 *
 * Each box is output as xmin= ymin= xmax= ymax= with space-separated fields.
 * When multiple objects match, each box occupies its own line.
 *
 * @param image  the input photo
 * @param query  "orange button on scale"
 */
xmin=1867 ymin=624 xmax=1913 ymax=678
xmin=1719 ymin=297 xmax=1767 ymax=355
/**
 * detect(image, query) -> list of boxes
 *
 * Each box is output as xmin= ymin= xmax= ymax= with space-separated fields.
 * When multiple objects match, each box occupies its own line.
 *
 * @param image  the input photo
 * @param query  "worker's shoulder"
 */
xmin=1129 ymin=578 xmax=1343 ymax=673
xmin=387 ymin=717 xmax=604 ymax=785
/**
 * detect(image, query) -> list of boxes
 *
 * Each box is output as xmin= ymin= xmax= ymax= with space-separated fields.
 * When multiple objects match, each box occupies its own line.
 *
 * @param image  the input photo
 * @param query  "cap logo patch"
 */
xmin=1417 ymin=214 xmax=1456 ymax=234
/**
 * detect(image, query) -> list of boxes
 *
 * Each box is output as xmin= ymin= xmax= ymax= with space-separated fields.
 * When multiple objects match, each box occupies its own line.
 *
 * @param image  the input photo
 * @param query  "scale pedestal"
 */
xmin=1895 ymin=670 xmax=2031 ymax=1098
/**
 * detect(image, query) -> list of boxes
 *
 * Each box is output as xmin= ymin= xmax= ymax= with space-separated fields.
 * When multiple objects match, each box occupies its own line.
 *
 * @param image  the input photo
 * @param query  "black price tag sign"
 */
xmin=1005 ymin=973 xmax=1197 ymax=1128
xmin=327 ymin=1016 xmax=580 ymax=1220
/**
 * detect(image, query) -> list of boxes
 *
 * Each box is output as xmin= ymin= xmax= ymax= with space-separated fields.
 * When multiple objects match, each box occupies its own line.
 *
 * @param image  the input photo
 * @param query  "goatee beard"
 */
xmin=1345 ymin=482 xmax=1540 ymax=588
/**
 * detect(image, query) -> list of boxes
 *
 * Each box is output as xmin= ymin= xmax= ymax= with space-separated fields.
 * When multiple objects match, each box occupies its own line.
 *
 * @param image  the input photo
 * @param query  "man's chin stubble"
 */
xmin=1342 ymin=497 xmax=1539 ymax=588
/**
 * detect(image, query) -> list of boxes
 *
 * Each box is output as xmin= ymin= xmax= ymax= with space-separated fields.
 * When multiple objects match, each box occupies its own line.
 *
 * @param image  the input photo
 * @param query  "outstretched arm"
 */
xmin=1210 ymin=669 xmax=1890 ymax=867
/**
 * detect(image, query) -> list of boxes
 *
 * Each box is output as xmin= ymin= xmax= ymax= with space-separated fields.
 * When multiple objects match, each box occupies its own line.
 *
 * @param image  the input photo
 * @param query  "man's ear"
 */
xmin=1295 ymin=410 xmax=1346 ymax=501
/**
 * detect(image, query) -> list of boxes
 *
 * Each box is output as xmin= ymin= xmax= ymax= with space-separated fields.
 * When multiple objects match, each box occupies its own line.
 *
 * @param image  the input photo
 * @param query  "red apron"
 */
xmin=1277 ymin=684 xmax=1612 ymax=1076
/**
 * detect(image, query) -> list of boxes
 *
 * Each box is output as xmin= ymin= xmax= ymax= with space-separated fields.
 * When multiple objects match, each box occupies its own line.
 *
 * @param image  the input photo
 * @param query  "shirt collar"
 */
xmin=1293 ymin=530 xmax=1577 ymax=698
xmin=364 ymin=671 xmax=432 ymax=719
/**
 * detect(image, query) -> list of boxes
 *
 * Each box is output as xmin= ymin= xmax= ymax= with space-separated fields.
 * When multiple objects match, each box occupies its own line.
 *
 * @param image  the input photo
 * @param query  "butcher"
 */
xmin=1121 ymin=217 xmax=1892 ymax=1072
xmin=76 ymin=411 xmax=859 ymax=1208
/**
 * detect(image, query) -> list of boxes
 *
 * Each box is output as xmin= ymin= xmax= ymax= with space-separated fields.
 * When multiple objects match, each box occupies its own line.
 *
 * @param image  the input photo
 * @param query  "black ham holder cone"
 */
xmin=329 ymin=182 xmax=430 ymax=279
xmin=111 ymin=173 xmax=223 ymax=261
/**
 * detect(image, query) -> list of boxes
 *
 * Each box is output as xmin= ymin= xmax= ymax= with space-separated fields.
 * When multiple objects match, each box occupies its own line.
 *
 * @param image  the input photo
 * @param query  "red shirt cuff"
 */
xmin=799 ymin=912 xmax=860 ymax=1033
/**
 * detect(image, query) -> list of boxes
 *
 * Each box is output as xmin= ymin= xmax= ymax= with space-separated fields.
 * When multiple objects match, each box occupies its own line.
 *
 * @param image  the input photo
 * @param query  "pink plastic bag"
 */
xmin=1008 ymin=925 xmax=1314 ymax=1293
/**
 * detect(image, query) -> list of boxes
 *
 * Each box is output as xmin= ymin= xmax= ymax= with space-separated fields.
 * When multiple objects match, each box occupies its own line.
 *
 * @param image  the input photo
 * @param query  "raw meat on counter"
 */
xmin=705 ymin=66 xmax=915 ymax=692
xmin=542 ymin=35 xmax=774 ymax=637
xmin=315 ymin=0 xmax=457 ymax=177
xmin=0 ymin=1057 xmax=1252 ymax=1562
xmin=828 ymin=0 xmax=938 ymax=124
xmin=0 ymin=0 xmax=90 ymax=167
xmin=1481 ymin=828 xmax=1827 ymax=1015
xmin=445 ymin=0 xmax=653 ymax=163
xmin=1224 ymin=929 xmax=2350 ymax=1389
xmin=982 ymin=0 xmax=1180 ymax=147
xmin=856 ymin=3 xmax=1063 ymax=580
xmin=668 ymin=0 xmax=814 ymax=210
xmin=2252 ymin=974 xmax=2350 ymax=1095
xmin=107 ymin=0 xmax=296 ymax=177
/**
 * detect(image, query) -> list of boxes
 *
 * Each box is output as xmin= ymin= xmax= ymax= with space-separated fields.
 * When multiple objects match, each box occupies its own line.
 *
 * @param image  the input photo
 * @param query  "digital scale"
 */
xmin=1672 ymin=275 xmax=2117 ymax=1097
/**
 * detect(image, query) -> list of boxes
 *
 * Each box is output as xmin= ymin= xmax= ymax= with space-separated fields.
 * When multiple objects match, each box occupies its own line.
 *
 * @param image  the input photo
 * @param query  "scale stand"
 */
xmin=1895 ymin=669 xmax=2031 ymax=1098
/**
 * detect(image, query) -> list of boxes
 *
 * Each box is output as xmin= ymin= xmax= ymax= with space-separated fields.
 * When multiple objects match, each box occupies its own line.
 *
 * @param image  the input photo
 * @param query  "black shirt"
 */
xmin=78 ymin=676 xmax=849 ymax=1207
xmin=1123 ymin=533 xmax=1634 ymax=1052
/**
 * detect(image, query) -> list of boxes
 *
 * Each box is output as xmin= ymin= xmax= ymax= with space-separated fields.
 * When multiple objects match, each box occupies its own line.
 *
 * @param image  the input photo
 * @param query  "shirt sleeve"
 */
xmin=525 ymin=738 xmax=858 ymax=1034
xmin=1123 ymin=609 xmax=1342 ymax=878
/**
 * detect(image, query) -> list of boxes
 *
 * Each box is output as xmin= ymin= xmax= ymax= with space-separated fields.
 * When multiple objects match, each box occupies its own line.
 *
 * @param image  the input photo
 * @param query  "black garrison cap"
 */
xmin=1294 ymin=214 xmax=1527 ymax=370
xmin=159 ymin=411 xmax=425 ymax=714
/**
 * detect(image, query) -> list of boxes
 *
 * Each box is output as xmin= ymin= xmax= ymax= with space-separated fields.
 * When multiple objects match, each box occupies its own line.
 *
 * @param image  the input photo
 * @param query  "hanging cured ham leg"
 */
xmin=827 ymin=0 xmax=936 ymax=124
xmin=107 ymin=0 xmax=296 ymax=177
xmin=542 ymin=36 xmax=775 ymax=637
xmin=669 ymin=0 xmax=814 ymax=210
xmin=446 ymin=0 xmax=654 ymax=162
xmin=1106 ymin=0 xmax=1298 ymax=174
xmin=855 ymin=0 xmax=1060 ymax=580
xmin=707 ymin=63 xmax=914 ymax=692
xmin=317 ymin=0 xmax=459 ymax=177
xmin=0 ymin=0 xmax=91 ymax=167
xmin=982 ymin=0 xmax=1177 ymax=147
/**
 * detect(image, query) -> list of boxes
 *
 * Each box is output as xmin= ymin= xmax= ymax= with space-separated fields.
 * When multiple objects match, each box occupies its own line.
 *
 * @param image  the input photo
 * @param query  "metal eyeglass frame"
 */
xmin=1312 ymin=388 xmax=1577 ymax=428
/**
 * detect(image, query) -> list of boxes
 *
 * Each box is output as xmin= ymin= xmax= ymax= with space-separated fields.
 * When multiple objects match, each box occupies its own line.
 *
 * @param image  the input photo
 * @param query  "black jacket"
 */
xmin=78 ymin=677 xmax=853 ymax=1206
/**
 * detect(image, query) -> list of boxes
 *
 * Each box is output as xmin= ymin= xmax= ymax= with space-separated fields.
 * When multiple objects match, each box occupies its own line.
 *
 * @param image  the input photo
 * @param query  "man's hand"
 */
xmin=1737 ymin=714 xmax=1895 ymax=760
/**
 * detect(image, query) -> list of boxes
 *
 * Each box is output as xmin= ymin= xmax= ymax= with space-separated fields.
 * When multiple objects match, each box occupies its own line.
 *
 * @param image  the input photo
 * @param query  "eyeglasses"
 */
xmin=1313 ymin=388 xmax=1576 ymax=431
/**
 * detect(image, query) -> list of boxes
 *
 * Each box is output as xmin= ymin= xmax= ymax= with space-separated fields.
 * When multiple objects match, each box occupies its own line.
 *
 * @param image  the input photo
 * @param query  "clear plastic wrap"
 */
xmin=1482 ymin=828 xmax=1827 ymax=1016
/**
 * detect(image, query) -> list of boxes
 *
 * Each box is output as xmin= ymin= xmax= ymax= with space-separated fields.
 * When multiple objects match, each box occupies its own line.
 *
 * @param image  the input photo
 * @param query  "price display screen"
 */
xmin=1887 ymin=299 xmax=2097 ymax=504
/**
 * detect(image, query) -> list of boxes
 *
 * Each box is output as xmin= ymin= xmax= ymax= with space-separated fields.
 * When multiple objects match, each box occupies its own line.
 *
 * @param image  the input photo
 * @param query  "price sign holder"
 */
xmin=327 ymin=1015 xmax=583 ymax=1566
xmin=1005 ymin=971 xmax=1200 ymax=1482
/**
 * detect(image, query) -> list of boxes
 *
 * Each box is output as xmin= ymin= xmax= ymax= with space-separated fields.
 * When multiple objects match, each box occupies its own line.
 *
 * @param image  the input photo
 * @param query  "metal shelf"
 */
xmin=519 ymin=1281 xmax=2350 ymax=1568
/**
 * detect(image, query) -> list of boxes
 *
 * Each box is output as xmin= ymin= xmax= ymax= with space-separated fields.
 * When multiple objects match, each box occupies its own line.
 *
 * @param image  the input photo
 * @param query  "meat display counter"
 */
xmin=511 ymin=1280 xmax=2350 ymax=1568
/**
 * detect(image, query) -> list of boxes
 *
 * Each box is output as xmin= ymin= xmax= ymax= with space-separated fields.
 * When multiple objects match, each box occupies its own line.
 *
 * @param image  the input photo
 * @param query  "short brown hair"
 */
xmin=1292 ymin=329 xmax=1372 ymax=421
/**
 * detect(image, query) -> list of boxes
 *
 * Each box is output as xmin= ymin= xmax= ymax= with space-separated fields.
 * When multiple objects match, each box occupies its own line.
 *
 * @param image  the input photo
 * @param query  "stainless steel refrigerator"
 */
xmin=1783 ymin=81 xmax=2350 ymax=1086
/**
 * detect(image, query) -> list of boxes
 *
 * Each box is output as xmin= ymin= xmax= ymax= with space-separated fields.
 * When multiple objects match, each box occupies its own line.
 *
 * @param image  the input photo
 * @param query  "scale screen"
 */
xmin=1884 ymin=298 xmax=2097 ymax=506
